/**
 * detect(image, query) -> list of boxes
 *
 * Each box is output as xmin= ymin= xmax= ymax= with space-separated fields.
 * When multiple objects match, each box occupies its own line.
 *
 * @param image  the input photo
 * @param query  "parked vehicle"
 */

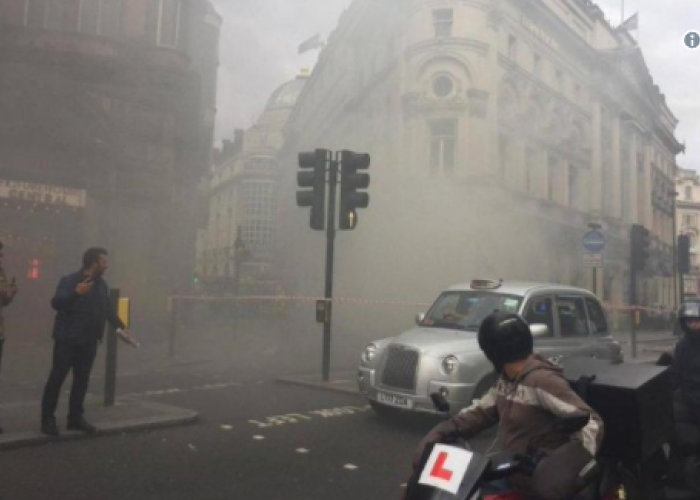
xmin=358 ymin=279 xmax=623 ymax=416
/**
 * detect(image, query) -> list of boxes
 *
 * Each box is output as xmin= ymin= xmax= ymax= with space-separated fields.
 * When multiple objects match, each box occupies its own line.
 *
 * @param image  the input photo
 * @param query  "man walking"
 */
xmin=40 ymin=247 xmax=139 ymax=436
xmin=0 ymin=240 xmax=19 ymax=434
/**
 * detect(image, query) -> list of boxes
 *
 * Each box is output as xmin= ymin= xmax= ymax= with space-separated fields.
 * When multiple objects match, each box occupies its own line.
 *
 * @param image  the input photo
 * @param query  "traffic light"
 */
xmin=297 ymin=149 xmax=328 ymax=230
xmin=630 ymin=224 xmax=651 ymax=271
xmin=339 ymin=150 xmax=370 ymax=230
xmin=678 ymin=234 xmax=691 ymax=274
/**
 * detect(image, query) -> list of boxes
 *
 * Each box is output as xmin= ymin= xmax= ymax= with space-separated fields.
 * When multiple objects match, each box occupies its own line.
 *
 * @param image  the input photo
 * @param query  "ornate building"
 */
xmin=275 ymin=0 xmax=683 ymax=326
xmin=0 ymin=0 xmax=221 ymax=333
xmin=196 ymin=71 xmax=308 ymax=289
xmin=676 ymin=167 xmax=700 ymax=297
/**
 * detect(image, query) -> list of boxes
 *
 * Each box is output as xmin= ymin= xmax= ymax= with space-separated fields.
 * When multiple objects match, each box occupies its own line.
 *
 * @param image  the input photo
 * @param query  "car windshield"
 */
xmin=421 ymin=291 xmax=522 ymax=331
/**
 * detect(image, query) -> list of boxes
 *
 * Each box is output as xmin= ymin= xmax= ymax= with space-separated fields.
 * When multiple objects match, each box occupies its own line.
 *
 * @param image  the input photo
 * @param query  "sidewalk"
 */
xmin=0 ymin=396 xmax=198 ymax=450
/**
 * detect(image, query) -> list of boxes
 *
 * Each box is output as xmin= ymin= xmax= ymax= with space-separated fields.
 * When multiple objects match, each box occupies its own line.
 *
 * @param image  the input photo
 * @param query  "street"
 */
xmin=0 ymin=355 xmax=494 ymax=500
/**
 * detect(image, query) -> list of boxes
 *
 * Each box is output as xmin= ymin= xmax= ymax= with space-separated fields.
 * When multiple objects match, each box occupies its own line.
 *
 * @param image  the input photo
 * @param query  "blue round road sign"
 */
xmin=582 ymin=230 xmax=605 ymax=253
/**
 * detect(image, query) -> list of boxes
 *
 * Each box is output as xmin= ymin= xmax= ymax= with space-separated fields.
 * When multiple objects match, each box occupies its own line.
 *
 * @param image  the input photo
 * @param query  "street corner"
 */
xmin=276 ymin=371 xmax=360 ymax=395
xmin=0 ymin=397 xmax=199 ymax=450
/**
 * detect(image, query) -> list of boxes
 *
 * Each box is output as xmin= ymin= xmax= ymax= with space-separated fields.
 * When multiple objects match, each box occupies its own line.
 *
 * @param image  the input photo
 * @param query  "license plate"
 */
xmin=377 ymin=392 xmax=411 ymax=408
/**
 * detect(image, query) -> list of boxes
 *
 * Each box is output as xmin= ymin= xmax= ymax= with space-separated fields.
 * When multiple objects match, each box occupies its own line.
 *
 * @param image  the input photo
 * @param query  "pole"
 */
xmin=592 ymin=267 xmax=597 ymax=295
xmin=169 ymin=296 xmax=177 ymax=357
xmin=104 ymin=288 xmax=120 ymax=406
xmin=630 ymin=270 xmax=638 ymax=358
xmin=322 ymin=151 xmax=338 ymax=382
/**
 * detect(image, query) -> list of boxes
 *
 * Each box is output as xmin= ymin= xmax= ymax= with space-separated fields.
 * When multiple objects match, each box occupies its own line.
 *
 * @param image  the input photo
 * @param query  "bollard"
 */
xmin=169 ymin=296 xmax=177 ymax=357
xmin=104 ymin=288 xmax=120 ymax=407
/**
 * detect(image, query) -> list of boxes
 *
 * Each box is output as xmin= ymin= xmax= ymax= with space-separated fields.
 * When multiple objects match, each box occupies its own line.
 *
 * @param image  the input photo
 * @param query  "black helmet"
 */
xmin=678 ymin=300 xmax=700 ymax=336
xmin=478 ymin=312 xmax=533 ymax=373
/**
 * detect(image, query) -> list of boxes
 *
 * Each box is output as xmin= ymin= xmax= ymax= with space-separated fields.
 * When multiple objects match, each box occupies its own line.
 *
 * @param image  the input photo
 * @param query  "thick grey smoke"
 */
xmin=212 ymin=0 xmax=700 ymax=169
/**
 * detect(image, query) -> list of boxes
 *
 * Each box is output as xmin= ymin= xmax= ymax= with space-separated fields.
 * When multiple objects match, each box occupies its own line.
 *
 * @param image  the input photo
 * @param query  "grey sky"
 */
xmin=211 ymin=0 xmax=700 ymax=169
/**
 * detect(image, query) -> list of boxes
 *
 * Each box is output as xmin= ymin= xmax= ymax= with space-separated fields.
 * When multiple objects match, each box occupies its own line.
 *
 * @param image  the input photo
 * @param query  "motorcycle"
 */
xmin=404 ymin=392 xmax=645 ymax=500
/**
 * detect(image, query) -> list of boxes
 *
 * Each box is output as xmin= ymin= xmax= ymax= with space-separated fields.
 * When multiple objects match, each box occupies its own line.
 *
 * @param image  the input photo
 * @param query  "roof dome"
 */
xmin=265 ymin=73 xmax=308 ymax=111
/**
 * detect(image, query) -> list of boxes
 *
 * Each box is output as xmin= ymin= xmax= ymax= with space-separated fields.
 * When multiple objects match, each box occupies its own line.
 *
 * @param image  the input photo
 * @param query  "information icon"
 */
xmin=685 ymin=31 xmax=700 ymax=49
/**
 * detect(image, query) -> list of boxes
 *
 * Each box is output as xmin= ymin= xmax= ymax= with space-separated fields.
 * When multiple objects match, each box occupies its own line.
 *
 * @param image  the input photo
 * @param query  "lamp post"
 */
xmin=670 ymin=190 xmax=679 ymax=311
xmin=588 ymin=222 xmax=602 ymax=295
xmin=233 ymin=225 xmax=248 ymax=296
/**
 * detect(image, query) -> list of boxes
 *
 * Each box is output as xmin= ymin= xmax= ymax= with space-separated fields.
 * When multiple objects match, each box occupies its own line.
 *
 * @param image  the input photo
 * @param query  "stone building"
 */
xmin=274 ymin=0 xmax=683 ymax=327
xmin=676 ymin=167 xmax=700 ymax=298
xmin=0 ymin=0 xmax=221 ymax=334
xmin=196 ymin=71 xmax=309 ymax=290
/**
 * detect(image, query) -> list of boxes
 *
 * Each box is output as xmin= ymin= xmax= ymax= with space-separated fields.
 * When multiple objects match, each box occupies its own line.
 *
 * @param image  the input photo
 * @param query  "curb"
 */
xmin=0 ymin=399 xmax=198 ymax=451
xmin=276 ymin=372 xmax=360 ymax=396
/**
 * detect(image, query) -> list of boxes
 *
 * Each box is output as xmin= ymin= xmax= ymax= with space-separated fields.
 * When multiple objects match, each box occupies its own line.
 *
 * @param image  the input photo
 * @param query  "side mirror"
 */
xmin=415 ymin=313 xmax=426 ymax=325
xmin=530 ymin=323 xmax=549 ymax=338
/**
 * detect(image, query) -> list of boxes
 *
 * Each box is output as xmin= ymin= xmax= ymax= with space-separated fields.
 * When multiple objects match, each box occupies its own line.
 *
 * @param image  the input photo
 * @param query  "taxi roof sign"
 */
xmin=470 ymin=279 xmax=502 ymax=290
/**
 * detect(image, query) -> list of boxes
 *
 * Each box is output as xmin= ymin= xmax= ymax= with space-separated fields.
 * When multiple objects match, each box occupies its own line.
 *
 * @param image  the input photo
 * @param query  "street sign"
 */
xmin=583 ymin=252 xmax=604 ymax=267
xmin=582 ymin=230 xmax=605 ymax=253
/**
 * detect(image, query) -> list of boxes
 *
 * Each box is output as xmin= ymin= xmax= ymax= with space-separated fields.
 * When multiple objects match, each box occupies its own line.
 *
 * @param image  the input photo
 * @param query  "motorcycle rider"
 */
xmin=412 ymin=312 xmax=604 ymax=500
xmin=663 ymin=301 xmax=700 ymax=492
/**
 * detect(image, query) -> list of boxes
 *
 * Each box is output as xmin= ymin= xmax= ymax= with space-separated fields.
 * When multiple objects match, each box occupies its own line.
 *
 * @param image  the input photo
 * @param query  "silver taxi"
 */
xmin=358 ymin=279 xmax=623 ymax=416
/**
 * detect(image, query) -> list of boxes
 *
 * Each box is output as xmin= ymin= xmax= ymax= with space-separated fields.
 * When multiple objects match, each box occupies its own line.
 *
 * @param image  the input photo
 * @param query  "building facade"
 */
xmin=676 ymin=167 xmax=700 ymax=298
xmin=196 ymin=72 xmax=308 ymax=291
xmin=0 ymin=0 xmax=221 ymax=333
xmin=274 ymin=0 xmax=682 ymax=326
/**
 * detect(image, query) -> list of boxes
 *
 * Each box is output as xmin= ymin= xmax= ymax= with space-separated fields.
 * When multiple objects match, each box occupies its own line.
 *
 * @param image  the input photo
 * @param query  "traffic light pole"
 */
xmin=322 ymin=154 xmax=339 ymax=382
xmin=629 ymin=266 xmax=638 ymax=359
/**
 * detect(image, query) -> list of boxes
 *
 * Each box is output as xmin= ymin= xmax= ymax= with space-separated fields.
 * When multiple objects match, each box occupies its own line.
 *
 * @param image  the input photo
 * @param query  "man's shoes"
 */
xmin=41 ymin=417 xmax=60 ymax=437
xmin=67 ymin=416 xmax=97 ymax=433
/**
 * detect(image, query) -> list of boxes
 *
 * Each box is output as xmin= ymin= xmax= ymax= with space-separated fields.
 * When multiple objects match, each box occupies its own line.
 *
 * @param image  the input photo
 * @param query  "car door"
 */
xmin=522 ymin=295 xmax=562 ymax=363
xmin=583 ymin=296 xmax=619 ymax=360
xmin=552 ymin=294 xmax=596 ymax=361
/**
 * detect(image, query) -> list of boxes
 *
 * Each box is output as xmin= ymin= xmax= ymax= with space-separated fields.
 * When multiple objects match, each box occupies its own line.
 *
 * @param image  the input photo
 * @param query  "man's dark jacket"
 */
xmin=672 ymin=335 xmax=700 ymax=415
xmin=51 ymin=271 xmax=125 ymax=343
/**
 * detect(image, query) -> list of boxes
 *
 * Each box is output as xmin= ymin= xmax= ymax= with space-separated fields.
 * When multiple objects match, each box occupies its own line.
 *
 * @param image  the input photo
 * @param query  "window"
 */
xmin=568 ymin=167 xmax=578 ymax=209
xmin=525 ymin=147 xmax=537 ymax=195
xmin=26 ymin=0 xmax=49 ymax=27
xmin=533 ymin=53 xmax=541 ymax=75
xmin=555 ymin=70 xmax=564 ymax=92
xmin=523 ymin=296 xmax=554 ymax=337
xmin=99 ymin=0 xmax=122 ymax=37
xmin=48 ymin=0 xmax=80 ymax=31
xmin=585 ymin=298 xmax=609 ymax=335
xmin=499 ymin=135 xmax=510 ymax=177
xmin=0 ymin=0 xmax=27 ymax=24
xmin=241 ymin=181 xmax=275 ymax=254
xmin=686 ymin=186 xmax=693 ymax=201
xmin=79 ymin=0 xmax=101 ymax=34
xmin=433 ymin=75 xmax=454 ymax=98
xmin=433 ymin=9 xmax=453 ymax=38
xmin=508 ymin=35 xmax=518 ymax=61
xmin=429 ymin=119 xmax=457 ymax=176
xmin=555 ymin=296 xmax=589 ymax=337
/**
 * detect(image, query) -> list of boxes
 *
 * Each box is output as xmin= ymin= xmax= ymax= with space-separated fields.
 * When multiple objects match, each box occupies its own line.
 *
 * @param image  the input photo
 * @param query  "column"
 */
xmin=589 ymin=99 xmax=603 ymax=212
xmin=611 ymin=115 xmax=622 ymax=219
xmin=628 ymin=132 xmax=639 ymax=223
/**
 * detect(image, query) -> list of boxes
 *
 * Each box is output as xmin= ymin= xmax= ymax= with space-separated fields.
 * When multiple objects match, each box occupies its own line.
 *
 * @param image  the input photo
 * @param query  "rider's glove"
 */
xmin=412 ymin=419 xmax=463 ymax=470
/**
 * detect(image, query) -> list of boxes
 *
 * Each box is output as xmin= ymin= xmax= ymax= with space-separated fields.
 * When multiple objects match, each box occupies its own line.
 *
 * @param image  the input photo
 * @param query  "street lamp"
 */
xmin=587 ymin=222 xmax=602 ymax=295
xmin=670 ymin=189 xmax=679 ymax=310
xmin=233 ymin=225 xmax=249 ymax=296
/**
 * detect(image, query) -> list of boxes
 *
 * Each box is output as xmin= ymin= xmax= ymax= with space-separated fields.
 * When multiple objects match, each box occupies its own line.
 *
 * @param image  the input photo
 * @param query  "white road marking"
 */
xmin=249 ymin=406 xmax=370 ymax=429
xmin=220 ymin=425 xmax=233 ymax=431
xmin=252 ymin=435 xmax=266 ymax=440
xmin=343 ymin=464 xmax=358 ymax=470
xmin=121 ymin=381 xmax=242 ymax=398
xmin=296 ymin=448 xmax=310 ymax=454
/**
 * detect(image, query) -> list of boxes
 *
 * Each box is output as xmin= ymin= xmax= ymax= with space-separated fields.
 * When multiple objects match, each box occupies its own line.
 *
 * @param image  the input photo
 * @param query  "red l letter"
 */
xmin=430 ymin=451 xmax=453 ymax=481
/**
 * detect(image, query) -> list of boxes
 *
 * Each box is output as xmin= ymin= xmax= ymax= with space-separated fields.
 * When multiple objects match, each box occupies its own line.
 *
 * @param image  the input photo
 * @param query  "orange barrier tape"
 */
xmin=169 ymin=294 xmax=432 ymax=307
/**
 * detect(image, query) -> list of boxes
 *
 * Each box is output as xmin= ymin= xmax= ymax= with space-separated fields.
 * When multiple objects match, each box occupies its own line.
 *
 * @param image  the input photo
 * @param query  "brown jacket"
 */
xmin=454 ymin=355 xmax=604 ymax=495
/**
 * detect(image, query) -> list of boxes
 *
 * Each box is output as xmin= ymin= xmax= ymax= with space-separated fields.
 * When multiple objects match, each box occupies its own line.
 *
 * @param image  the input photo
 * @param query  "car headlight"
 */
xmin=441 ymin=355 xmax=459 ymax=375
xmin=362 ymin=343 xmax=378 ymax=363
